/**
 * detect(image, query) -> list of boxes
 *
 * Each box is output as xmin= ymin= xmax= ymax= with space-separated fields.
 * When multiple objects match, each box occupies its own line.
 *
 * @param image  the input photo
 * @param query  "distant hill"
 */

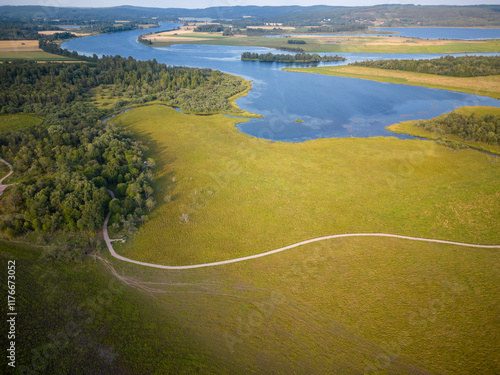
xmin=0 ymin=4 xmax=499 ymax=27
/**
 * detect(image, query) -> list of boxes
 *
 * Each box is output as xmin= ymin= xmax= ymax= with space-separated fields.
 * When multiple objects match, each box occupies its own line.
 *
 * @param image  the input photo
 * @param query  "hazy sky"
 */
xmin=1 ymin=0 xmax=499 ymax=8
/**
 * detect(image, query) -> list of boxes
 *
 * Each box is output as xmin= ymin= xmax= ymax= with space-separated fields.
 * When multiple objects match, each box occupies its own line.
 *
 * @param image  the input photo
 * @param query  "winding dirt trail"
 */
xmin=0 ymin=157 xmax=13 ymax=197
xmin=102 ymin=190 xmax=500 ymax=270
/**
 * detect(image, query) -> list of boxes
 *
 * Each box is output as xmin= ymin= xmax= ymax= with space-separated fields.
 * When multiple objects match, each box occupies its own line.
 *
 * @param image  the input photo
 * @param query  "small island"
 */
xmin=241 ymin=52 xmax=347 ymax=63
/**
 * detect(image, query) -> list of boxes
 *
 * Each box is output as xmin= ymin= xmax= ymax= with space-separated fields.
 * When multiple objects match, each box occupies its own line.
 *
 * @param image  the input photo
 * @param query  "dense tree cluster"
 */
xmin=305 ymin=24 xmax=367 ymax=33
xmin=193 ymin=24 xmax=225 ymax=33
xmin=287 ymin=39 xmax=306 ymax=44
xmin=0 ymin=54 xmax=249 ymax=242
xmin=0 ymin=121 xmax=154 ymax=237
xmin=415 ymin=112 xmax=500 ymax=145
xmin=241 ymin=51 xmax=346 ymax=63
xmin=351 ymin=55 xmax=500 ymax=77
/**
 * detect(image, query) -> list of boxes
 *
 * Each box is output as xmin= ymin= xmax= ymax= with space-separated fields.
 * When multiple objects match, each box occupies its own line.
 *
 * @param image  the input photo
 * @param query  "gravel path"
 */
xmin=102 ymin=190 xmax=500 ymax=270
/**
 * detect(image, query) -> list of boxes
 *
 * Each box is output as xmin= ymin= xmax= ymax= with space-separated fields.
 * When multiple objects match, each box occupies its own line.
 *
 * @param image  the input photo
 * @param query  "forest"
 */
xmin=415 ymin=112 xmax=500 ymax=145
xmin=241 ymin=51 xmax=346 ymax=63
xmin=351 ymin=55 xmax=500 ymax=77
xmin=2 ymin=5 xmax=498 ymax=27
xmin=0 ymin=54 xmax=247 ymax=115
xmin=0 ymin=54 xmax=248 ymax=242
xmin=193 ymin=24 xmax=225 ymax=33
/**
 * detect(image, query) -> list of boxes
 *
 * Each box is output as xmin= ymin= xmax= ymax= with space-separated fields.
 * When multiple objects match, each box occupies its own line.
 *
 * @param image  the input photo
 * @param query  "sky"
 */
xmin=1 ymin=0 xmax=498 ymax=8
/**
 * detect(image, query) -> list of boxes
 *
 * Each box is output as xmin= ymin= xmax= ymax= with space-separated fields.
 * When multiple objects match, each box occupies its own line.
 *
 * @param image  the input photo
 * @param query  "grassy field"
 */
xmin=284 ymin=65 xmax=500 ymax=100
xmin=0 ymin=113 xmax=43 ymax=131
xmin=0 ymin=51 xmax=81 ymax=61
xmin=148 ymin=33 xmax=500 ymax=53
xmin=388 ymin=106 xmax=500 ymax=156
xmin=109 ymin=106 xmax=500 ymax=266
xmin=0 ymin=40 xmax=81 ymax=62
xmin=103 ymin=104 xmax=500 ymax=374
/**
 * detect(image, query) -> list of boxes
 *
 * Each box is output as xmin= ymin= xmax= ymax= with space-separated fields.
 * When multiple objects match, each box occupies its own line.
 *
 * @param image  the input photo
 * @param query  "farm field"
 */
xmin=102 ymin=104 xmax=500 ymax=373
xmin=0 ymin=40 xmax=81 ymax=61
xmin=283 ymin=65 xmax=500 ymax=99
xmin=146 ymin=32 xmax=500 ymax=53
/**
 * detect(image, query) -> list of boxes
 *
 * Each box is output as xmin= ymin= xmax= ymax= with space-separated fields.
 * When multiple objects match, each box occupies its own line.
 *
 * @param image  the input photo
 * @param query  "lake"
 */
xmin=62 ymin=23 xmax=500 ymax=142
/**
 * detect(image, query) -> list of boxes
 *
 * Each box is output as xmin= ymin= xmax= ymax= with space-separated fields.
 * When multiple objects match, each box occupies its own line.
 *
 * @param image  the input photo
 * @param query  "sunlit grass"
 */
xmin=0 ymin=51 xmax=81 ymax=61
xmin=109 ymin=105 xmax=500 ymax=266
xmin=0 ymin=113 xmax=43 ymax=131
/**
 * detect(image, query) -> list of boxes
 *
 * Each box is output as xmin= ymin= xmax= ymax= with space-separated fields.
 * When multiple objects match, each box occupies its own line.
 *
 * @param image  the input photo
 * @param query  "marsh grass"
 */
xmin=0 ymin=113 xmax=43 ymax=131
xmin=109 ymin=105 xmax=500 ymax=267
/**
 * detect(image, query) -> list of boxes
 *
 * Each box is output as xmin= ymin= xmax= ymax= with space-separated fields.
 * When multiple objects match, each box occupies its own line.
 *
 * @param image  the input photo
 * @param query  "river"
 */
xmin=62 ymin=23 xmax=500 ymax=142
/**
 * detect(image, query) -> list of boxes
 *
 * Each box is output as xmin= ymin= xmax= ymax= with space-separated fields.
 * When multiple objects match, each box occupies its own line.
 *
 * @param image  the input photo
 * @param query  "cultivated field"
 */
xmin=102 ymin=104 xmax=500 ymax=373
xmin=109 ymin=106 xmax=500 ymax=266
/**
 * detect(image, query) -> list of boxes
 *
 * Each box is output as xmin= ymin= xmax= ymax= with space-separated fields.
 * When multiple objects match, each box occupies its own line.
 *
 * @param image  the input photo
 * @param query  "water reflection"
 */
xmin=62 ymin=23 xmax=500 ymax=142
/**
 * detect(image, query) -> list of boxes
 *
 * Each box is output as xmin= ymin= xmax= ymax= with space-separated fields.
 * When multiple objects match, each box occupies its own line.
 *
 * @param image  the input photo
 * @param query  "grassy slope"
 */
xmin=0 ymin=114 xmax=43 ymax=180
xmin=283 ymin=65 xmax=500 ymax=99
xmin=106 ymin=105 xmax=499 ymax=374
xmin=388 ymin=106 xmax=500 ymax=156
xmin=149 ymin=34 xmax=500 ymax=53
xmin=108 ymin=106 xmax=500 ymax=266
xmin=0 ymin=241 xmax=233 ymax=374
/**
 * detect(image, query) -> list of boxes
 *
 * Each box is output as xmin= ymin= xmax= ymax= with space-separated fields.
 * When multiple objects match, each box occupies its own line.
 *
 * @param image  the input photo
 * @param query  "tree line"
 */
xmin=351 ymin=55 xmax=500 ymax=77
xmin=241 ymin=51 xmax=346 ymax=63
xmin=193 ymin=24 xmax=225 ymax=33
xmin=415 ymin=112 xmax=500 ymax=145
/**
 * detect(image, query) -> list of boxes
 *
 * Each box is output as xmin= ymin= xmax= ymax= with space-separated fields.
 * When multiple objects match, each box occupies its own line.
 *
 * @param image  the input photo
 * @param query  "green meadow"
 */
xmin=108 ymin=105 xmax=500 ymax=266
xmin=97 ymin=103 xmax=500 ymax=373
xmin=0 ymin=241 xmax=232 ymax=374
xmin=388 ymin=106 xmax=500 ymax=156
xmin=149 ymin=34 xmax=500 ymax=54
xmin=0 ymin=113 xmax=43 ymax=131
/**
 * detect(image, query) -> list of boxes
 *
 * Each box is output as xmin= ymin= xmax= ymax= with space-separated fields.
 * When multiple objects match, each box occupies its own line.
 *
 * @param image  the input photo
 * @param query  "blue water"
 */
xmin=62 ymin=23 xmax=500 ymax=142
xmin=372 ymin=27 xmax=500 ymax=40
